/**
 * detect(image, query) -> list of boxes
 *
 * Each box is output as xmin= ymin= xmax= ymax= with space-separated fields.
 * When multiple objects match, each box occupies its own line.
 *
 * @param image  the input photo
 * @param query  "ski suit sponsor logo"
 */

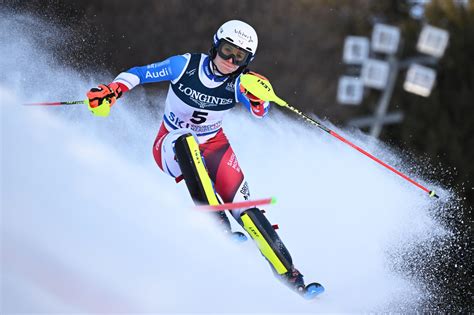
xmin=147 ymin=60 xmax=170 ymax=69
xmin=167 ymin=111 xmax=222 ymax=133
xmin=186 ymin=68 xmax=197 ymax=76
xmin=177 ymin=83 xmax=233 ymax=108
xmin=227 ymin=152 xmax=241 ymax=173
xmin=225 ymin=81 xmax=235 ymax=92
xmin=145 ymin=68 xmax=171 ymax=79
xmin=239 ymin=181 xmax=250 ymax=200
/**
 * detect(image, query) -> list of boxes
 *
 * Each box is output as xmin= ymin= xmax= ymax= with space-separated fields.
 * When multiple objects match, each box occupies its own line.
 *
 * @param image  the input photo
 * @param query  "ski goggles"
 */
xmin=217 ymin=40 xmax=251 ymax=66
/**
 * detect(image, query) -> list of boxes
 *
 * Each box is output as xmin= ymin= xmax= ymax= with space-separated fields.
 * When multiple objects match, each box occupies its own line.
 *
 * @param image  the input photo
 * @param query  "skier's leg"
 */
xmin=201 ymin=131 xmax=306 ymax=291
xmin=154 ymin=127 xmax=312 ymax=292
xmin=239 ymin=207 xmax=306 ymax=291
xmin=196 ymin=130 xmax=249 ymax=236
xmin=152 ymin=126 xmax=232 ymax=232
xmin=152 ymin=124 xmax=193 ymax=179
xmin=240 ymin=207 xmax=292 ymax=272
xmin=173 ymin=132 xmax=218 ymax=205
xmin=199 ymin=130 xmax=247 ymax=204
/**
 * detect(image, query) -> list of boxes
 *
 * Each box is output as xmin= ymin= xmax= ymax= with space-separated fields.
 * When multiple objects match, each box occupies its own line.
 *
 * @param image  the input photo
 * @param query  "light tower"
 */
xmin=337 ymin=23 xmax=449 ymax=138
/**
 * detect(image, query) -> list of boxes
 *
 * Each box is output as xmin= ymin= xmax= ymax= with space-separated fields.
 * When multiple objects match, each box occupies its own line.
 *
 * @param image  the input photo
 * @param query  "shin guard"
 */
xmin=175 ymin=133 xmax=233 ymax=232
xmin=174 ymin=133 xmax=219 ymax=206
xmin=241 ymin=207 xmax=293 ymax=275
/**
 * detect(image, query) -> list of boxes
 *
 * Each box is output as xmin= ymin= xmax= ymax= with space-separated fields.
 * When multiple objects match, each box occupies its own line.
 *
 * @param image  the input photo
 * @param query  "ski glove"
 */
xmin=240 ymin=71 xmax=270 ymax=117
xmin=86 ymin=82 xmax=122 ymax=117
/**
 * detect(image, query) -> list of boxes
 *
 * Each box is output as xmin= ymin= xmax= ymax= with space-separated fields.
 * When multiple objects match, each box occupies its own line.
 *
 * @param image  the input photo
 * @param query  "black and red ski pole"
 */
xmin=240 ymin=73 xmax=439 ymax=199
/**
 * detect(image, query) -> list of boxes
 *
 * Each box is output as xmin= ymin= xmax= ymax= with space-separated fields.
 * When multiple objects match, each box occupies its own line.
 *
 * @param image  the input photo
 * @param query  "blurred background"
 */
xmin=2 ymin=0 xmax=473 ymax=312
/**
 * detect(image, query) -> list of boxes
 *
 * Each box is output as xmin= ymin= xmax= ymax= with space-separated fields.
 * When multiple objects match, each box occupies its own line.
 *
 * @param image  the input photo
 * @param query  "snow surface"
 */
xmin=1 ymin=13 xmax=450 ymax=314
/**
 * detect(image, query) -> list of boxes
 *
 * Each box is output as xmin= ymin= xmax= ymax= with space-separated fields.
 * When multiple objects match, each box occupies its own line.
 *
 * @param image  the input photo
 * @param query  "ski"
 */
xmin=302 ymin=282 xmax=325 ymax=300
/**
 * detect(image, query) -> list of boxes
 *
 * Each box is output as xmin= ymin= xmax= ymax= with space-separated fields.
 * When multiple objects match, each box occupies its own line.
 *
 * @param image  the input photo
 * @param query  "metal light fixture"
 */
xmin=337 ymin=76 xmax=364 ymax=105
xmin=416 ymin=24 xmax=449 ymax=58
xmin=343 ymin=36 xmax=370 ymax=65
xmin=404 ymin=63 xmax=437 ymax=97
xmin=361 ymin=58 xmax=390 ymax=90
xmin=371 ymin=23 xmax=401 ymax=55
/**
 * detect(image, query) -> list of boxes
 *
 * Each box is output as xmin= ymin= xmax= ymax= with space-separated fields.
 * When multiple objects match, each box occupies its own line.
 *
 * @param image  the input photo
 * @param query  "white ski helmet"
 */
xmin=211 ymin=20 xmax=258 ymax=66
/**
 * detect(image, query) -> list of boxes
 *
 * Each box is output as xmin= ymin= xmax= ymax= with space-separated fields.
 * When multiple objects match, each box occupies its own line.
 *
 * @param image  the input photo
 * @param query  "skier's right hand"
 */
xmin=86 ymin=82 xmax=122 ymax=117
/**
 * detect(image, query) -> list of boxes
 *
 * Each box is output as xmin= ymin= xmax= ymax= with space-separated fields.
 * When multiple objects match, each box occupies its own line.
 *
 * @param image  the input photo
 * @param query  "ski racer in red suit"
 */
xmin=86 ymin=20 xmax=323 ymax=298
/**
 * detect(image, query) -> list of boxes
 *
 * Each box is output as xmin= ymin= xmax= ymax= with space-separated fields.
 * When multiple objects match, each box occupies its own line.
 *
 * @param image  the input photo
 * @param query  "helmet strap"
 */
xmin=209 ymin=59 xmax=226 ymax=77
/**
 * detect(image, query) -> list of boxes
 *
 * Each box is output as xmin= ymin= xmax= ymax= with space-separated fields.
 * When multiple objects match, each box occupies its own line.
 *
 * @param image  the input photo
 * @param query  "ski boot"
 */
xmin=281 ymin=267 xmax=306 ymax=294
xmin=229 ymin=231 xmax=248 ymax=243
xmin=213 ymin=210 xmax=248 ymax=242
xmin=281 ymin=268 xmax=325 ymax=299
xmin=281 ymin=267 xmax=305 ymax=292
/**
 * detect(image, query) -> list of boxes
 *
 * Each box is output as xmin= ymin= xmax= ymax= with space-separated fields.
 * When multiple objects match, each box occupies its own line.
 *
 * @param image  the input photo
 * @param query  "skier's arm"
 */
xmin=86 ymin=54 xmax=189 ymax=116
xmin=113 ymin=54 xmax=189 ymax=92
xmin=236 ymin=71 xmax=270 ymax=118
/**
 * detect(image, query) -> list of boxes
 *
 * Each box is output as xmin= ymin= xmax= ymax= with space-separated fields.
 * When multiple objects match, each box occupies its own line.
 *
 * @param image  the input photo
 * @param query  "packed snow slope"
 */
xmin=1 ymin=13 xmax=451 ymax=313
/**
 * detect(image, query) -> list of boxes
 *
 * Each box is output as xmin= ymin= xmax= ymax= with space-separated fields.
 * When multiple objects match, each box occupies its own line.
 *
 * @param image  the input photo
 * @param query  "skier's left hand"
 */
xmin=240 ymin=71 xmax=270 ymax=117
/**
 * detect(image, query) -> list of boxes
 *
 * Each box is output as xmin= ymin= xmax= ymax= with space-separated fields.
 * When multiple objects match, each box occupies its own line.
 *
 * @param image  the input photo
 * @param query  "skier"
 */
xmin=86 ymin=20 xmax=322 ymax=298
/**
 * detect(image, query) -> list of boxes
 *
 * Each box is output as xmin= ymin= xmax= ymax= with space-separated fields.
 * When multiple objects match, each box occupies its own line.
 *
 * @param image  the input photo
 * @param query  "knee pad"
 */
xmin=174 ymin=133 xmax=219 ymax=206
xmin=167 ymin=128 xmax=199 ymax=143
xmin=240 ymin=207 xmax=293 ymax=275
xmin=156 ymin=128 xmax=198 ymax=178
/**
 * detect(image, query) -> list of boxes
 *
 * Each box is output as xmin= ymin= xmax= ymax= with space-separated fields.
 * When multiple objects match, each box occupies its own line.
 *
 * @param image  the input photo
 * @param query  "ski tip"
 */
xmin=270 ymin=197 xmax=277 ymax=205
xmin=230 ymin=231 xmax=248 ymax=243
xmin=303 ymin=283 xmax=325 ymax=300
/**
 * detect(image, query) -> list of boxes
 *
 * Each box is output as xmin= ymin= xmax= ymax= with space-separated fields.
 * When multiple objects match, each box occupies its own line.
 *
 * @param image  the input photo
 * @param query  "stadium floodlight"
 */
xmin=416 ymin=24 xmax=449 ymax=58
xmin=371 ymin=23 xmax=401 ymax=55
xmin=403 ymin=63 xmax=436 ymax=97
xmin=361 ymin=58 xmax=390 ymax=90
xmin=343 ymin=36 xmax=370 ymax=65
xmin=340 ymin=20 xmax=447 ymax=138
xmin=337 ymin=76 xmax=364 ymax=105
